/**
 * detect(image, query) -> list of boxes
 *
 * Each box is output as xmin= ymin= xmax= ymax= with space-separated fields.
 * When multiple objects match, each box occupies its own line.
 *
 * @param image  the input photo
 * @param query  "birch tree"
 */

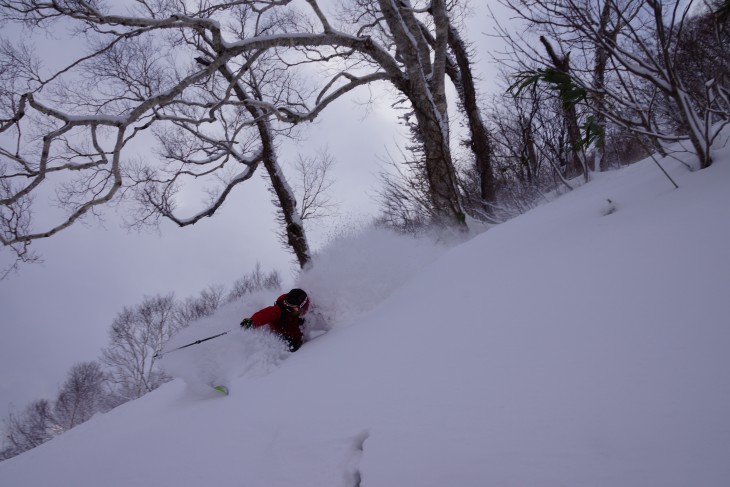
xmin=1 ymin=399 xmax=57 ymax=460
xmin=101 ymin=294 xmax=179 ymax=401
xmin=1 ymin=0 xmax=484 ymax=273
xmin=53 ymin=361 xmax=107 ymax=431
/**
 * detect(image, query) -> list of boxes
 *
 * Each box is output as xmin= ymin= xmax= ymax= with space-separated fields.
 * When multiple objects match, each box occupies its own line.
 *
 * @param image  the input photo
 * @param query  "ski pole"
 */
xmin=154 ymin=329 xmax=233 ymax=359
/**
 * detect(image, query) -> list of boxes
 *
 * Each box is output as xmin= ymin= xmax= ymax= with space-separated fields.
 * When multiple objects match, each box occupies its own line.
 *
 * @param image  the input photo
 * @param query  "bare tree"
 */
xmin=1 ymin=363 xmax=109 ymax=461
xmin=481 ymin=81 xmax=582 ymax=216
xmin=53 ymin=361 xmax=107 ymax=431
xmin=173 ymin=285 xmax=226 ymax=328
xmin=447 ymin=21 xmax=497 ymax=210
xmin=498 ymin=0 xmax=730 ymax=170
xmin=596 ymin=0 xmax=730 ymax=168
xmin=1 ymin=399 xmax=58 ymax=460
xmin=227 ymin=262 xmax=282 ymax=302
xmin=375 ymin=142 xmax=435 ymax=232
xmin=101 ymin=294 xmax=179 ymax=401
xmin=402 ymin=4 xmax=497 ymax=209
xmin=494 ymin=0 xmax=617 ymax=180
xmin=292 ymin=149 xmax=337 ymax=223
xmin=367 ymin=0 xmax=465 ymax=226
xmin=378 ymin=2 xmax=499 ymax=224
xmin=268 ymin=148 xmax=337 ymax=265
xmin=672 ymin=1 xmax=730 ymax=123
xmin=1 ymin=0 xmax=490 ymax=273
xmin=537 ymin=35 xmax=588 ymax=179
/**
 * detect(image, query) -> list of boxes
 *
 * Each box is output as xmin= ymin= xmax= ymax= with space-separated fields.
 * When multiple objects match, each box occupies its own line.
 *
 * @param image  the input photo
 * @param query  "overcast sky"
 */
xmin=0 ymin=1 xmax=508 ymax=416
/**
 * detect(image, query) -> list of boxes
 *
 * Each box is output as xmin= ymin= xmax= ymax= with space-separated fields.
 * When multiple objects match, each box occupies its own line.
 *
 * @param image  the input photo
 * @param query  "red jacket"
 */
xmin=250 ymin=294 xmax=306 ymax=349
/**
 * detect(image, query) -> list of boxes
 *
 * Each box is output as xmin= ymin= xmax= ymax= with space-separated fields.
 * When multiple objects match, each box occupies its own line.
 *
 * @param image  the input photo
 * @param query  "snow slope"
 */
xmin=1 ymin=147 xmax=729 ymax=487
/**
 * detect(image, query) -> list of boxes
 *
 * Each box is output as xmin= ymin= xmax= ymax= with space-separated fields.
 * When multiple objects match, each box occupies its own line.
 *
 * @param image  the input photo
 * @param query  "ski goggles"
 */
xmin=284 ymin=297 xmax=308 ymax=314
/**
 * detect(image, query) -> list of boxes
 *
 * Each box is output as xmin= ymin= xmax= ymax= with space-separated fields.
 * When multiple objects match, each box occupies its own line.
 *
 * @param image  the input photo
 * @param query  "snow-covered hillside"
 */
xmin=1 ymin=146 xmax=729 ymax=487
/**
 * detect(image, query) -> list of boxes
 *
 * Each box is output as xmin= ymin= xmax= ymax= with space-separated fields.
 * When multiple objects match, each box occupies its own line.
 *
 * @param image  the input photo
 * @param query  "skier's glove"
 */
xmin=240 ymin=318 xmax=254 ymax=329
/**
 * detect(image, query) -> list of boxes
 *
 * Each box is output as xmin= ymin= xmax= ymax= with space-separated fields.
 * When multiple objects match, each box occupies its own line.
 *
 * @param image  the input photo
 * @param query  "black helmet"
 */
xmin=283 ymin=288 xmax=309 ymax=314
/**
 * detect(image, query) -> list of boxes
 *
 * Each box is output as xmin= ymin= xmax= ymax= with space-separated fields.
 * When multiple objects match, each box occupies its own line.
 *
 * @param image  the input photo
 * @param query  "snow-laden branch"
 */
xmin=499 ymin=0 xmax=729 ymax=170
xmin=2 ymin=0 xmax=475 ymax=269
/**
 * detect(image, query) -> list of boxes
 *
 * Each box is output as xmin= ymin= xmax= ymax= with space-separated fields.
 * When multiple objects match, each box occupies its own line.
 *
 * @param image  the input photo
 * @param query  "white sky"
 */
xmin=0 ymin=2 xmax=509 ymax=416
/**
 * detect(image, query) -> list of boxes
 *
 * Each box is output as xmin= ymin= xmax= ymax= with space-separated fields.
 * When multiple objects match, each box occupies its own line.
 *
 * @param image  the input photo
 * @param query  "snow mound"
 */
xmin=1 ymin=149 xmax=729 ymax=487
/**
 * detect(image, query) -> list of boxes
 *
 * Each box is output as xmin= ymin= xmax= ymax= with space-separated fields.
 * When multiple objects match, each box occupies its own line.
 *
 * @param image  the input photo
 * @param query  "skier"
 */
xmin=240 ymin=288 xmax=311 ymax=352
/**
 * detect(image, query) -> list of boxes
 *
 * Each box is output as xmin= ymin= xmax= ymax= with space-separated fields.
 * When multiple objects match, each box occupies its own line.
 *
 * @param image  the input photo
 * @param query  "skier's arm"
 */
xmin=249 ymin=306 xmax=282 ymax=327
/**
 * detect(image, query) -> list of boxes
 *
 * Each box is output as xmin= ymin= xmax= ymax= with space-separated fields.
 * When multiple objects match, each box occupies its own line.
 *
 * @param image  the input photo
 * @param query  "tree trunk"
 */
xmin=258 ymin=117 xmax=311 ymax=268
xmin=592 ymin=0 xmax=615 ymax=172
xmin=523 ymin=115 xmax=539 ymax=184
xmin=412 ymin=102 xmax=465 ymax=225
xmin=648 ymin=1 xmax=713 ymax=169
xmin=540 ymin=36 xmax=586 ymax=180
xmin=447 ymin=24 xmax=497 ymax=208
xmin=215 ymin=62 xmax=311 ymax=268
xmin=379 ymin=0 xmax=466 ymax=227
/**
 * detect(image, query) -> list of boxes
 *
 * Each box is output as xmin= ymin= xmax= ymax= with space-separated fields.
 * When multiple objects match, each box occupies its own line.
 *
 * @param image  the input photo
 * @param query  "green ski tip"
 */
xmin=212 ymin=385 xmax=229 ymax=395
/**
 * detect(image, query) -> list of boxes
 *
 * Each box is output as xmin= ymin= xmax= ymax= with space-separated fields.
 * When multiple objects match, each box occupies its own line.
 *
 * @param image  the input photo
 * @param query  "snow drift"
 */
xmin=1 ymin=147 xmax=729 ymax=487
